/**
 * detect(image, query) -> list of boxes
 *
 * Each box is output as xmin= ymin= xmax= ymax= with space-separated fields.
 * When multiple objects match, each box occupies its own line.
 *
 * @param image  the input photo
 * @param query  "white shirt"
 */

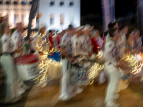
xmin=60 ymin=33 xmax=73 ymax=56
xmin=96 ymin=36 xmax=103 ymax=48
xmin=1 ymin=33 xmax=15 ymax=53
xmin=31 ymin=33 xmax=47 ymax=52
xmin=118 ymin=32 xmax=127 ymax=56
xmin=60 ymin=33 xmax=71 ymax=47
xmin=11 ymin=30 xmax=23 ymax=51
xmin=77 ymin=35 xmax=92 ymax=55
xmin=71 ymin=34 xmax=79 ymax=56
xmin=104 ymin=37 xmax=118 ymax=66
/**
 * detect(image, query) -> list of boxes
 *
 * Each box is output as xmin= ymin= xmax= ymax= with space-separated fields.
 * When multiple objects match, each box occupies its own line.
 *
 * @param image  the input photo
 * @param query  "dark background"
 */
xmin=80 ymin=0 xmax=138 ymax=31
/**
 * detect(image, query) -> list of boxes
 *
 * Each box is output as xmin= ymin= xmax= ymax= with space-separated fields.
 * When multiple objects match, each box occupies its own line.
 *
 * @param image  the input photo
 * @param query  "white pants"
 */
xmin=60 ymin=58 xmax=73 ymax=97
xmin=98 ymin=71 xmax=107 ymax=84
xmin=105 ymin=64 xmax=121 ymax=105
xmin=1 ymin=54 xmax=21 ymax=102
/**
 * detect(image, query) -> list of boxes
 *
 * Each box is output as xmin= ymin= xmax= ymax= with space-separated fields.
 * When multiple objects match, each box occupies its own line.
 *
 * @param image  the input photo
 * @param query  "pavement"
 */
xmin=0 ymin=77 xmax=143 ymax=107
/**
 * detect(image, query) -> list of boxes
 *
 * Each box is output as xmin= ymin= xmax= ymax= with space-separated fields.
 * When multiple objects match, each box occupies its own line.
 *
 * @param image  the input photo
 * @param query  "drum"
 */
xmin=14 ymin=54 xmax=40 ymax=81
xmin=118 ymin=53 xmax=142 ymax=80
xmin=47 ymin=59 xmax=62 ymax=80
xmin=69 ymin=63 xmax=90 ymax=86
xmin=47 ymin=51 xmax=62 ymax=80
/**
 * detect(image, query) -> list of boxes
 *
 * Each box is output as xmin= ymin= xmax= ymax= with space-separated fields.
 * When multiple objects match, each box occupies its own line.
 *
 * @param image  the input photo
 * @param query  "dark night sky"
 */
xmin=81 ymin=0 xmax=137 ymax=18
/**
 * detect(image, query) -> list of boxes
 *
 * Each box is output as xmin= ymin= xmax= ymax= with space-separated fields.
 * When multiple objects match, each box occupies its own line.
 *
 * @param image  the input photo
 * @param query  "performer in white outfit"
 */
xmin=0 ymin=25 xmax=22 ymax=103
xmin=78 ymin=24 xmax=92 ymax=56
xmin=118 ymin=25 xmax=128 ymax=57
xmin=31 ymin=24 xmax=50 ymax=88
xmin=11 ymin=23 xmax=28 ymax=94
xmin=133 ymin=29 xmax=142 ymax=53
xmin=71 ymin=26 xmax=85 ymax=94
xmin=69 ymin=25 xmax=92 ymax=87
xmin=31 ymin=24 xmax=47 ymax=53
xmin=59 ymin=25 xmax=75 ymax=101
xmin=116 ymin=25 xmax=129 ymax=93
xmin=104 ymin=29 xmax=121 ymax=107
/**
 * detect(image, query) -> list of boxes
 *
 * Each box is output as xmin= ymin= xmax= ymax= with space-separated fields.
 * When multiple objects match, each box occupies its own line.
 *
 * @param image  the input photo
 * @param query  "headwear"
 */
xmin=91 ymin=30 xmax=98 ymax=37
xmin=39 ymin=24 xmax=46 ymax=30
xmin=75 ymin=26 xmax=84 ymax=31
xmin=68 ymin=24 xmax=73 ymax=30
xmin=83 ymin=24 xmax=92 ymax=31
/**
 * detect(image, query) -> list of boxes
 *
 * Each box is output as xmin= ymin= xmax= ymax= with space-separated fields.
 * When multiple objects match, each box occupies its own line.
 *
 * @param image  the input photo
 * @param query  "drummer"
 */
xmin=0 ymin=24 xmax=22 ymax=103
xmin=90 ymin=30 xmax=101 ymax=54
xmin=31 ymin=24 xmax=47 ymax=53
xmin=133 ymin=29 xmax=142 ymax=53
xmin=59 ymin=25 xmax=76 ymax=101
xmin=78 ymin=24 xmax=92 ymax=56
xmin=11 ymin=22 xmax=28 ymax=94
xmin=70 ymin=26 xmax=85 ymax=94
xmin=104 ymin=28 xmax=121 ymax=107
xmin=31 ymin=24 xmax=50 ymax=88
xmin=11 ymin=22 xmax=25 ymax=58
xmin=71 ymin=26 xmax=84 ymax=56
xmin=118 ymin=24 xmax=128 ymax=57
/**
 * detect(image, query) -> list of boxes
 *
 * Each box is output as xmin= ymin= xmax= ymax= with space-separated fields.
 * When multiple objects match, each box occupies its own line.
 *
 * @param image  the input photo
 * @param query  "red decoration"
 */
xmin=51 ymin=53 xmax=54 ymax=56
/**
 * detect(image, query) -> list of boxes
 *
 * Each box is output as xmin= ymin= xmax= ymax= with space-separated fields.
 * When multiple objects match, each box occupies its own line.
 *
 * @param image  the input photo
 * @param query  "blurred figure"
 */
xmin=12 ymin=23 xmax=24 ymax=54
xmin=31 ymin=24 xmax=47 ymax=53
xmin=127 ymin=29 xmax=142 ymax=54
xmin=127 ymin=31 xmax=134 ymax=53
xmin=78 ymin=24 xmax=92 ymax=56
xmin=0 ymin=16 xmax=8 ymax=55
xmin=91 ymin=30 xmax=103 ymax=51
xmin=0 ymin=25 xmax=22 ymax=103
xmin=11 ymin=22 xmax=28 ymax=94
xmin=48 ymin=30 xmax=55 ymax=50
xmin=103 ymin=21 xmax=119 ymax=49
xmin=31 ymin=24 xmax=49 ymax=88
xmin=0 ymin=16 xmax=8 ymax=38
xmin=116 ymin=25 xmax=129 ymax=94
xmin=118 ymin=24 xmax=128 ymax=57
xmin=104 ymin=28 xmax=121 ymax=107
xmin=70 ymin=26 xmax=84 ymax=94
xmin=90 ymin=30 xmax=99 ymax=54
xmin=59 ymin=25 xmax=75 ymax=101
xmin=133 ymin=29 xmax=142 ymax=53
xmin=72 ymin=26 xmax=84 ymax=56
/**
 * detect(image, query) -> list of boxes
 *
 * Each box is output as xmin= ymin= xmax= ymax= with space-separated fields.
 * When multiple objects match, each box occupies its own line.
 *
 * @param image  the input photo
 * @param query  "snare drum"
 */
xmin=14 ymin=54 xmax=40 ymax=81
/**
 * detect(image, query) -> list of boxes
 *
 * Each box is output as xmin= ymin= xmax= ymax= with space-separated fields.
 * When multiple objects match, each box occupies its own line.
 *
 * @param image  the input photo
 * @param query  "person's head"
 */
xmin=4 ymin=24 xmax=10 ymax=34
xmin=108 ymin=28 xmax=118 ymax=40
xmin=75 ymin=26 xmax=83 ymax=36
xmin=119 ymin=24 xmax=128 ymax=35
xmin=68 ymin=24 xmax=75 ymax=36
xmin=39 ymin=24 xmax=46 ymax=34
xmin=127 ymin=31 xmax=133 ymax=42
xmin=83 ymin=24 xmax=93 ymax=36
xmin=62 ymin=30 xmax=66 ymax=35
xmin=133 ymin=29 xmax=140 ymax=38
xmin=91 ymin=30 xmax=100 ymax=39
xmin=108 ymin=21 xmax=118 ymax=30
xmin=16 ymin=22 xmax=23 ymax=32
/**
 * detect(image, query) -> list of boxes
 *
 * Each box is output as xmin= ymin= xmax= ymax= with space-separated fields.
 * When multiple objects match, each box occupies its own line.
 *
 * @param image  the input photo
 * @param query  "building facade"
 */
xmin=0 ymin=0 xmax=36 ymax=29
xmin=39 ymin=0 xmax=80 ymax=32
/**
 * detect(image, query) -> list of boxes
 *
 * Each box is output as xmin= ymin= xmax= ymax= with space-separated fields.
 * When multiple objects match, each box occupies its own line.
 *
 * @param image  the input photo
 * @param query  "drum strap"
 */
xmin=105 ymin=61 xmax=112 ymax=66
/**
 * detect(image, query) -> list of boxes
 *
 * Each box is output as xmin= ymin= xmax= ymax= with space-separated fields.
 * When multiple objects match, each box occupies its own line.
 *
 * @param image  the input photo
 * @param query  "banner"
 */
xmin=101 ymin=0 xmax=115 ymax=32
